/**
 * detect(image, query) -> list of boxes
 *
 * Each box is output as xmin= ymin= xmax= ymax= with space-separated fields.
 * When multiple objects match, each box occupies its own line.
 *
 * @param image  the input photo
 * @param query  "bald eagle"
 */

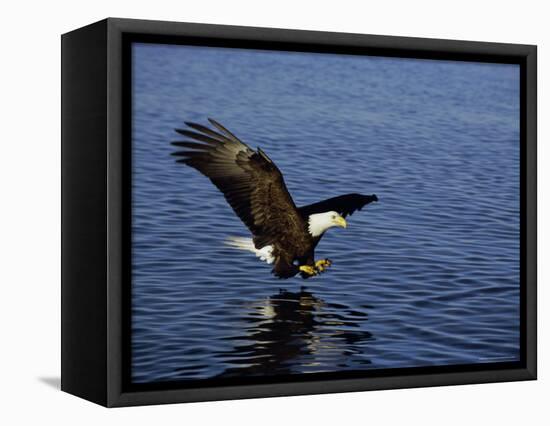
xmin=171 ymin=119 xmax=378 ymax=279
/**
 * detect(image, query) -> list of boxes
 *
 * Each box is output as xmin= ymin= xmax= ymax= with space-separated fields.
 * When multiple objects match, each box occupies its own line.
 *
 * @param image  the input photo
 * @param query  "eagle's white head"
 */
xmin=308 ymin=211 xmax=347 ymax=237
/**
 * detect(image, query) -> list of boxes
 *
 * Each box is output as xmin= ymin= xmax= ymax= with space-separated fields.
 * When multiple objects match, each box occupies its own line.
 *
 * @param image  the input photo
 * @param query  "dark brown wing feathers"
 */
xmin=171 ymin=119 xmax=305 ymax=254
xmin=298 ymin=193 xmax=378 ymax=219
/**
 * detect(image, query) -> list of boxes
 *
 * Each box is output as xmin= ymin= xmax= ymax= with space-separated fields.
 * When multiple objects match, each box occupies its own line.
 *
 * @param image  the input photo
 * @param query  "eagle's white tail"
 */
xmin=225 ymin=237 xmax=275 ymax=264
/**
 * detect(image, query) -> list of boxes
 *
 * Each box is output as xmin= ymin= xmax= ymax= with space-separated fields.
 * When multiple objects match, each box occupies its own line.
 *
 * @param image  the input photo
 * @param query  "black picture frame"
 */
xmin=61 ymin=17 xmax=537 ymax=407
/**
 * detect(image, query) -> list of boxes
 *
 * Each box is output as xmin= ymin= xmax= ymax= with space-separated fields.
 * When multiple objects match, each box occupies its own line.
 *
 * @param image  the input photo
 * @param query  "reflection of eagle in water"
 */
xmin=171 ymin=119 xmax=378 ymax=279
xmin=216 ymin=288 xmax=372 ymax=378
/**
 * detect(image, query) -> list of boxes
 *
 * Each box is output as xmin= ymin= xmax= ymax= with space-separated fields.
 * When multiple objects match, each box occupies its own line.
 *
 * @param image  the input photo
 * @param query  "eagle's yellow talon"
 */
xmin=315 ymin=259 xmax=332 ymax=272
xmin=299 ymin=265 xmax=317 ymax=276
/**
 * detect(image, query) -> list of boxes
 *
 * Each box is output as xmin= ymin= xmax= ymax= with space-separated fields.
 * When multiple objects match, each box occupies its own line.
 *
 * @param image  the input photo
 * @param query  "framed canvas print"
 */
xmin=61 ymin=18 xmax=537 ymax=407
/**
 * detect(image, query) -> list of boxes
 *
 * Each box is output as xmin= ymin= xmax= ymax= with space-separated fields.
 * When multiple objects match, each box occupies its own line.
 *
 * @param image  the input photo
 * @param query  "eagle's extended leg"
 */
xmin=299 ymin=259 xmax=332 ymax=278
xmin=315 ymin=258 xmax=332 ymax=272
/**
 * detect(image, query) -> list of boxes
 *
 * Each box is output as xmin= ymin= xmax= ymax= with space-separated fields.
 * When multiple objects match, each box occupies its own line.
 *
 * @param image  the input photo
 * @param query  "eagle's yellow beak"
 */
xmin=335 ymin=216 xmax=347 ymax=229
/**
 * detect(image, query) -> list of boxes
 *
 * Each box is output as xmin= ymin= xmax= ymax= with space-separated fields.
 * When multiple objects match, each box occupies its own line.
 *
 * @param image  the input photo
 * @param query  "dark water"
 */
xmin=131 ymin=44 xmax=520 ymax=384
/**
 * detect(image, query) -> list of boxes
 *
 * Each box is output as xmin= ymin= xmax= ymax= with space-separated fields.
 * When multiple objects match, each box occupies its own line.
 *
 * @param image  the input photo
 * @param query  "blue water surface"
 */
xmin=131 ymin=43 xmax=520 ymax=383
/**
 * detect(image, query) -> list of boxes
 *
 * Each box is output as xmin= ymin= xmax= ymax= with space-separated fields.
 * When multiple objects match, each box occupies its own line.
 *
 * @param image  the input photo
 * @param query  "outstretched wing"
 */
xmin=298 ymin=193 xmax=378 ymax=219
xmin=171 ymin=118 xmax=304 ymax=249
